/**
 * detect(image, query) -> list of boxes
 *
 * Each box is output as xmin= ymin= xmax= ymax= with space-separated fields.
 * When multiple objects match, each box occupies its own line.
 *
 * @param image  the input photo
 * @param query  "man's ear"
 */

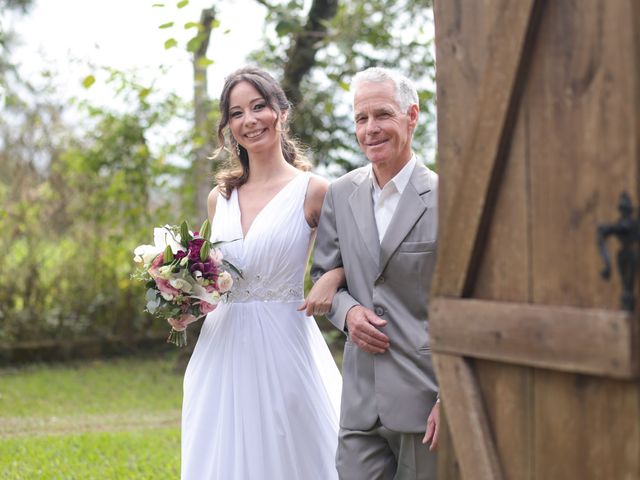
xmin=408 ymin=104 xmax=419 ymax=131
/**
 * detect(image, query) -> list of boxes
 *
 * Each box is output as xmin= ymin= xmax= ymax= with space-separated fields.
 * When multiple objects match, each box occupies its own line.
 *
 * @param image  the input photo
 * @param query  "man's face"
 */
xmin=353 ymin=80 xmax=417 ymax=169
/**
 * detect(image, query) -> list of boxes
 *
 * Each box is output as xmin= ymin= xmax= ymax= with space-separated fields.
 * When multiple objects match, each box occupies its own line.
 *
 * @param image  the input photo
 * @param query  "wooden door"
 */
xmin=431 ymin=1 xmax=640 ymax=478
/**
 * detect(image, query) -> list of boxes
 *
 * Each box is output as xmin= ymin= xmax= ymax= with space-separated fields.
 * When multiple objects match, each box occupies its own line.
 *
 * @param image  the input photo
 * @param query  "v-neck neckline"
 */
xmin=235 ymin=174 xmax=304 ymax=240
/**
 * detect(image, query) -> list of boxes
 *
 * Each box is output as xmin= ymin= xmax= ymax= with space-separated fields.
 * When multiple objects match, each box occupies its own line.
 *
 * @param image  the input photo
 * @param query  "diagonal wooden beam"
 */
xmin=434 ymin=354 xmax=504 ymax=480
xmin=433 ymin=0 xmax=547 ymax=297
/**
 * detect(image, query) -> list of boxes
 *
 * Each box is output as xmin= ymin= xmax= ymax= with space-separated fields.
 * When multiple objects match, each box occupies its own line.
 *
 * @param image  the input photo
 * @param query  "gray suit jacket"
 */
xmin=312 ymin=161 xmax=439 ymax=433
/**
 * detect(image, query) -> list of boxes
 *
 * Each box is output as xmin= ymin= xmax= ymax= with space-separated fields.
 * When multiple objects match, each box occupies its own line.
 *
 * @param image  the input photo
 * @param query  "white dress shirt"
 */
xmin=370 ymin=155 xmax=417 ymax=242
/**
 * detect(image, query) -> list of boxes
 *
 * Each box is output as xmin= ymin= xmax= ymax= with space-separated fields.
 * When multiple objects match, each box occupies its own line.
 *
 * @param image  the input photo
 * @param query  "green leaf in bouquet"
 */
xmin=222 ymin=259 xmax=244 ymax=279
xmin=200 ymin=241 xmax=211 ymax=261
xmin=209 ymin=237 xmax=241 ymax=248
xmin=180 ymin=221 xmax=192 ymax=247
xmin=199 ymin=218 xmax=212 ymax=240
xmin=145 ymin=288 xmax=159 ymax=302
xmin=146 ymin=293 xmax=161 ymax=314
xmin=163 ymin=244 xmax=174 ymax=263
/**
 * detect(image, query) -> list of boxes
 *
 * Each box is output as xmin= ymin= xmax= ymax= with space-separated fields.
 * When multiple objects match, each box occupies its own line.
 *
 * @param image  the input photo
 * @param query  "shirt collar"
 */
xmin=370 ymin=154 xmax=417 ymax=195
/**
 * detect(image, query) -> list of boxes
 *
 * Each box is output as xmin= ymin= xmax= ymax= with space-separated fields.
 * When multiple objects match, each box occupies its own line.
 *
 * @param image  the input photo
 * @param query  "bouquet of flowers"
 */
xmin=133 ymin=219 xmax=240 ymax=347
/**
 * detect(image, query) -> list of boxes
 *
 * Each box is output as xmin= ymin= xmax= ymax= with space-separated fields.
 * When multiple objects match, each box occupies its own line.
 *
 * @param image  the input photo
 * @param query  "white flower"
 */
xmin=133 ymin=226 xmax=186 ymax=265
xmin=191 ymin=284 xmax=221 ymax=305
xmin=133 ymin=244 xmax=162 ymax=265
xmin=158 ymin=265 xmax=173 ymax=279
xmin=169 ymin=278 xmax=193 ymax=293
xmin=217 ymin=271 xmax=234 ymax=293
xmin=160 ymin=291 xmax=174 ymax=301
xmin=153 ymin=226 xmax=186 ymax=255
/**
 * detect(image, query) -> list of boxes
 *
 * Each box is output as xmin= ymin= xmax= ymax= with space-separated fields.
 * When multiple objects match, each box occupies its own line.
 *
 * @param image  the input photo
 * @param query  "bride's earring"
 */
xmin=235 ymin=142 xmax=241 ymax=157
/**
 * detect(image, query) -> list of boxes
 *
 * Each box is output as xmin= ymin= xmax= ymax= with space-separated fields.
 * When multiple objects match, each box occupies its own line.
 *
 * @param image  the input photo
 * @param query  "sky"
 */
xmin=3 ymin=1 xmax=437 ymax=166
xmin=5 ymin=0 xmax=266 ymax=105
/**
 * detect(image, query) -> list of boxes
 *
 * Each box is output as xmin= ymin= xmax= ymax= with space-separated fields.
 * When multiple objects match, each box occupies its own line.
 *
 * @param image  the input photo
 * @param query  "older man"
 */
xmin=312 ymin=67 xmax=440 ymax=479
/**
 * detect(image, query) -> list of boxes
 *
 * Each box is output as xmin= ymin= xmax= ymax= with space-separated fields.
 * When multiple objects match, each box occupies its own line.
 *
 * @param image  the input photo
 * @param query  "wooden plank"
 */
xmin=433 ymin=0 xmax=640 ymax=479
xmin=470 ymin=54 xmax=536 ymax=480
xmin=434 ymin=2 xmax=538 ymax=477
xmin=432 ymin=0 xmax=546 ymax=298
xmin=434 ymin=2 xmax=516 ymax=477
xmin=435 ymin=3 xmax=539 ymax=477
xmin=526 ymin=1 xmax=640 ymax=477
xmin=433 ymin=354 xmax=504 ymax=480
xmin=527 ymin=0 xmax=639 ymax=312
xmin=474 ymin=360 xmax=534 ymax=480
xmin=534 ymin=369 xmax=640 ymax=479
xmin=435 ymin=405 xmax=462 ymax=480
xmin=430 ymin=297 xmax=638 ymax=378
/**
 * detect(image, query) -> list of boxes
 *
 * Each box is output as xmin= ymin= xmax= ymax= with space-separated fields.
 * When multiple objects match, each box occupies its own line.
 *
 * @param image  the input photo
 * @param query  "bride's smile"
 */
xmin=228 ymin=81 xmax=282 ymax=154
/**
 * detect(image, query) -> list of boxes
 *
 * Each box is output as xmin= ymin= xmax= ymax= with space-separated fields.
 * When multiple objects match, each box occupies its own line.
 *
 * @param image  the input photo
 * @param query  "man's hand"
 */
xmin=346 ymin=305 xmax=390 ymax=354
xmin=422 ymin=400 xmax=440 ymax=451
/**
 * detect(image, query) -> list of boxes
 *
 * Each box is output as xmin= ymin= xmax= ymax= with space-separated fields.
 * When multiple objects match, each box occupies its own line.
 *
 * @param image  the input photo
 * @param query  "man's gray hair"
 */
xmin=351 ymin=67 xmax=419 ymax=112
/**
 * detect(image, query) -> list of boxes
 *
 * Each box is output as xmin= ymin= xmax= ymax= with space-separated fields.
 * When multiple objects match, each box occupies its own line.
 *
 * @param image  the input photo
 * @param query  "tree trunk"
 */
xmin=281 ymin=0 xmax=339 ymax=107
xmin=176 ymin=6 xmax=217 ymax=372
xmin=193 ymin=7 xmax=217 ymax=222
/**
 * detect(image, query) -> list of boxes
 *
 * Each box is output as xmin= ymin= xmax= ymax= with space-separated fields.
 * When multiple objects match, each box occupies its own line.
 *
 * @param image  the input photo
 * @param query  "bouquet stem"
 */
xmin=167 ymin=328 xmax=188 ymax=347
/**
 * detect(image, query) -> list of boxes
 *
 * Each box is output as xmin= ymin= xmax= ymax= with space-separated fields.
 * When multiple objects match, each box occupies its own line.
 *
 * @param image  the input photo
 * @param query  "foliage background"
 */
xmin=0 ymin=0 xmax=435 ymax=350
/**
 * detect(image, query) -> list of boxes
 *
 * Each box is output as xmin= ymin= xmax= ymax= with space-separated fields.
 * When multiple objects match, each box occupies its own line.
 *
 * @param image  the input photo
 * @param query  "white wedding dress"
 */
xmin=181 ymin=173 xmax=342 ymax=479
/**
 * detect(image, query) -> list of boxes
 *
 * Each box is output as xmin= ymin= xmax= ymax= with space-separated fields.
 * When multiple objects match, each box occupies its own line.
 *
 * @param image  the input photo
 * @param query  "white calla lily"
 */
xmin=153 ymin=226 xmax=186 ymax=255
xmin=133 ymin=244 xmax=162 ymax=265
xmin=170 ymin=278 xmax=193 ymax=293
xmin=191 ymin=284 xmax=221 ymax=305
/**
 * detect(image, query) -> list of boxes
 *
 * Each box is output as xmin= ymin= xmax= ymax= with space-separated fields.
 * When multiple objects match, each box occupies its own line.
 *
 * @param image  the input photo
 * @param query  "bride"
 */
xmin=176 ymin=66 xmax=344 ymax=479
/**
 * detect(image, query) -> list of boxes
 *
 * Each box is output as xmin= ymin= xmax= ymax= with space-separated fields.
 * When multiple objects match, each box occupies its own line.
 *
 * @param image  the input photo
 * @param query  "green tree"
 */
xmin=0 ymin=63 xmax=193 ymax=344
xmin=250 ymin=0 xmax=436 ymax=171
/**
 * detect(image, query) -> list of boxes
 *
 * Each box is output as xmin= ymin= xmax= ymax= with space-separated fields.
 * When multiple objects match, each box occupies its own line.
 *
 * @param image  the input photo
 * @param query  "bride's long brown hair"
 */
xmin=215 ymin=66 xmax=311 ymax=199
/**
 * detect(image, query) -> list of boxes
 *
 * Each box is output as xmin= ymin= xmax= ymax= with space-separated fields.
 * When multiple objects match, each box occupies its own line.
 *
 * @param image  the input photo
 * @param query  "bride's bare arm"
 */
xmin=207 ymin=186 xmax=220 ymax=223
xmin=299 ymin=267 xmax=346 ymax=316
xmin=303 ymin=174 xmax=329 ymax=229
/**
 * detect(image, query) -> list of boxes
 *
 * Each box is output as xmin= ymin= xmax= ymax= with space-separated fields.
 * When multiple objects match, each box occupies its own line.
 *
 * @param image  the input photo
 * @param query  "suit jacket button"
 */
xmin=374 ymin=306 xmax=385 ymax=316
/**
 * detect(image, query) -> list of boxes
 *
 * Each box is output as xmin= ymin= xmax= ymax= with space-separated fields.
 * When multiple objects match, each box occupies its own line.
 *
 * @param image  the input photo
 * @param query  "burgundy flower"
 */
xmin=188 ymin=238 xmax=206 ymax=261
xmin=175 ymin=250 xmax=187 ymax=260
xmin=190 ymin=262 xmax=205 ymax=275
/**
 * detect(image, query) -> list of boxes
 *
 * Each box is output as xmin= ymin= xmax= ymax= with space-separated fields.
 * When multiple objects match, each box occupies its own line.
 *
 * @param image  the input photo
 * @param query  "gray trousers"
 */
xmin=336 ymin=420 xmax=437 ymax=480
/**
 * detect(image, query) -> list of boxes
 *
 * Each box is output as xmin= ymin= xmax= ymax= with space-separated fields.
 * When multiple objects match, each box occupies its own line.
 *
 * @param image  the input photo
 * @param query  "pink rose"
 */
xmin=210 ymin=248 xmax=224 ymax=267
xmin=155 ymin=277 xmax=181 ymax=299
xmin=217 ymin=271 xmax=233 ymax=293
xmin=147 ymin=253 xmax=165 ymax=278
xmin=167 ymin=313 xmax=197 ymax=332
xmin=199 ymin=301 xmax=217 ymax=315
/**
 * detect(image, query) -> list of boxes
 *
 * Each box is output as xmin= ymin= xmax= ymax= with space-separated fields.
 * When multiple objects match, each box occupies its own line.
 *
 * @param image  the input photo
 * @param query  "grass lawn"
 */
xmin=0 ymin=353 xmax=183 ymax=479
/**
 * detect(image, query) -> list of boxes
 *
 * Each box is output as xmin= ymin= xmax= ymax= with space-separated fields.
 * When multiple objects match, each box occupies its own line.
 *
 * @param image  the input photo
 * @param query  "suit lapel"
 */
xmin=379 ymin=164 xmax=432 ymax=274
xmin=348 ymin=170 xmax=380 ymax=268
